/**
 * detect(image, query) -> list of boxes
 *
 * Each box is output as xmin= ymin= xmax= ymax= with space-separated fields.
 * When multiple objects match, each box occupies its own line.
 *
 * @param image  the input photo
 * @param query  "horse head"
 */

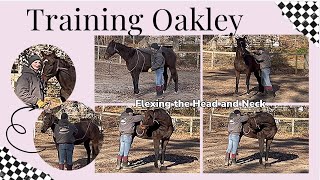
xmin=235 ymin=36 xmax=248 ymax=56
xmin=140 ymin=110 xmax=160 ymax=130
xmin=41 ymin=51 xmax=60 ymax=82
xmin=41 ymin=110 xmax=58 ymax=133
xmin=105 ymin=40 xmax=119 ymax=59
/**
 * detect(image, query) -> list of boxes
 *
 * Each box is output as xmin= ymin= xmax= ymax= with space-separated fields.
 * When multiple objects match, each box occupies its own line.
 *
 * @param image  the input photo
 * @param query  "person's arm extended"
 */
xmin=132 ymin=115 xmax=144 ymax=122
xmin=240 ymin=115 xmax=249 ymax=122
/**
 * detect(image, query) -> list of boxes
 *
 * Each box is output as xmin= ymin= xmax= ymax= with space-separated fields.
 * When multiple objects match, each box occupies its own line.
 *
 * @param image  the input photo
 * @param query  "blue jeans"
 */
xmin=226 ymin=134 xmax=240 ymax=154
xmin=261 ymin=68 xmax=272 ymax=87
xmin=119 ymin=134 xmax=133 ymax=156
xmin=58 ymin=144 xmax=74 ymax=165
xmin=155 ymin=67 xmax=164 ymax=86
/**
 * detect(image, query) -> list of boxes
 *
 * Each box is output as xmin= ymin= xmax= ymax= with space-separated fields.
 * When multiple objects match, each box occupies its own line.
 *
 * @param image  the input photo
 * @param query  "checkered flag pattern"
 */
xmin=277 ymin=1 xmax=319 ymax=46
xmin=0 ymin=147 xmax=53 ymax=180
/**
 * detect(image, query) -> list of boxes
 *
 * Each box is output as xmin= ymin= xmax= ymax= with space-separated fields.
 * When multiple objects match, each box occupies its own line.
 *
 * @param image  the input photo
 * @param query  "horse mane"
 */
xmin=114 ymin=42 xmax=136 ymax=58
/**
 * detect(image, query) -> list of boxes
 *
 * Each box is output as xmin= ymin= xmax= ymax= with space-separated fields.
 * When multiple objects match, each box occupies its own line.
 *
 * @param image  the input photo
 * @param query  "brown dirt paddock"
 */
xmin=95 ymin=62 xmax=200 ymax=103
xmin=203 ymin=68 xmax=309 ymax=102
xmin=95 ymin=115 xmax=200 ymax=173
xmin=34 ymin=123 xmax=102 ymax=170
xmin=203 ymin=116 xmax=309 ymax=173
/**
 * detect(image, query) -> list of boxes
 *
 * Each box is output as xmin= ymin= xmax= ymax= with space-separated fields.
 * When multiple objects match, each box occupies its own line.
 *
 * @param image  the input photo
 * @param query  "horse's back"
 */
xmin=74 ymin=120 xmax=100 ymax=142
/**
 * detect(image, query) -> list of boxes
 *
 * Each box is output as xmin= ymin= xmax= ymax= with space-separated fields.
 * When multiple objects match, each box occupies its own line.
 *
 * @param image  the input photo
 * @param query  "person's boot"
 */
xmin=224 ymin=153 xmax=230 ymax=166
xmin=58 ymin=164 xmax=64 ymax=170
xmin=231 ymin=154 xmax=240 ymax=166
xmin=156 ymin=86 xmax=162 ymax=96
xmin=66 ymin=164 xmax=73 ymax=170
xmin=122 ymin=156 xmax=130 ymax=169
xmin=115 ymin=155 xmax=122 ymax=170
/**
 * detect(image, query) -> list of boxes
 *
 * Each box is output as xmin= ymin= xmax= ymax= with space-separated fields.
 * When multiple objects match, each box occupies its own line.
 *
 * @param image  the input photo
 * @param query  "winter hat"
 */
xmin=150 ymin=43 xmax=160 ymax=50
xmin=27 ymin=55 xmax=41 ymax=65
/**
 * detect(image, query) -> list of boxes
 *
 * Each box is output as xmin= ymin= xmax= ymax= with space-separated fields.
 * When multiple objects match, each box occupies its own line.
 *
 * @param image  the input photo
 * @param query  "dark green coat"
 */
xmin=15 ymin=66 xmax=44 ymax=105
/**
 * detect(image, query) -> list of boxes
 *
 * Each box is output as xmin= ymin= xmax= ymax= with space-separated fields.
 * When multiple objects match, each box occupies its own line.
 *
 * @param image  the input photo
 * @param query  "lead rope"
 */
xmin=74 ymin=121 xmax=92 ymax=141
xmin=6 ymin=106 xmax=46 ymax=153
xmin=128 ymin=49 xmax=145 ymax=73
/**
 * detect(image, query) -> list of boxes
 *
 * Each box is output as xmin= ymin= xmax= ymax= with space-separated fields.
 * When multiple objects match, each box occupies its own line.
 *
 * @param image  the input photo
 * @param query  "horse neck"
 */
xmin=115 ymin=43 xmax=135 ymax=61
xmin=235 ymin=47 xmax=243 ymax=60
xmin=55 ymin=60 xmax=74 ymax=88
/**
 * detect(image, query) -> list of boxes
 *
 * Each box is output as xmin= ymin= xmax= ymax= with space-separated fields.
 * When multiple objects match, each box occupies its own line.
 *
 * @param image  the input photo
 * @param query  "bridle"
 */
xmin=136 ymin=112 xmax=159 ymax=135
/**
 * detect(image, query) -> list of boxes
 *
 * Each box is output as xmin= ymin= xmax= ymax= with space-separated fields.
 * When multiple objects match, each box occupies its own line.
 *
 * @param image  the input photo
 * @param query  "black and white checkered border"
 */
xmin=277 ymin=1 xmax=319 ymax=47
xmin=0 ymin=147 xmax=53 ymax=180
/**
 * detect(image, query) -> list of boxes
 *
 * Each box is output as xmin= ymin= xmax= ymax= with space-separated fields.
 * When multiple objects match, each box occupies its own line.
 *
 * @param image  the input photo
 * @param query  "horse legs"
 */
xmin=245 ymin=72 xmax=251 ymax=95
xmin=265 ymin=139 xmax=273 ymax=167
xmin=130 ymin=72 xmax=140 ymax=94
xmin=153 ymin=139 xmax=160 ymax=168
xmin=235 ymin=70 xmax=240 ymax=94
xmin=169 ymin=67 xmax=178 ymax=93
xmin=160 ymin=139 xmax=169 ymax=169
xmin=163 ymin=66 xmax=168 ymax=91
xmin=258 ymin=138 xmax=264 ymax=165
xmin=84 ymin=140 xmax=91 ymax=164
xmin=254 ymin=71 xmax=264 ymax=92
xmin=92 ymin=139 xmax=100 ymax=160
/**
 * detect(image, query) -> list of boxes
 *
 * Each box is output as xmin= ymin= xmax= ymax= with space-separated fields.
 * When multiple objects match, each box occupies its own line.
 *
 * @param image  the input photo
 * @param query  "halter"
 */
xmin=243 ymin=125 xmax=251 ymax=135
xmin=253 ymin=117 xmax=260 ymax=130
xmin=113 ymin=43 xmax=119 ymax=53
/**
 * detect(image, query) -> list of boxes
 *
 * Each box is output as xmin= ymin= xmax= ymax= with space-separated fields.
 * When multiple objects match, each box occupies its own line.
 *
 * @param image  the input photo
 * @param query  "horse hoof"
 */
xmin=174 ymin=91 xmax=178 ymax=94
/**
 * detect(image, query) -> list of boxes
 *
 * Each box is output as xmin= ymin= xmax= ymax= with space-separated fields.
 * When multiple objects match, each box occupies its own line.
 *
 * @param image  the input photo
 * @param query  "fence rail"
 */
xmin=203 ymin=50 xmax=308 ymax=74
xmin=204 ymin=113 xmax=308 ymax=136
xmin=95 ymin=45 xmax=201 ymax=68
xmin=99 ymin=112 xmax=200 ymax=136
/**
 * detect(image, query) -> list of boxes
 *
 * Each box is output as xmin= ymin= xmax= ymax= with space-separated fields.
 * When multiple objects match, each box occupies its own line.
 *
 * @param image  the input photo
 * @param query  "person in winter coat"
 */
xmin=149 ymin=43 xmax=165 ymax=97
xmin=54 ymin=113 xmax=78 ymax=170
xmin=251 ymin=48 xmax=275 ymax=98
xmin=116 ymin=108 xmax=144 ymax=170
xmin=225 ymin=110 xmax=248 ymax=166
xmin=15 ymin=55 xmax=46 ymax=108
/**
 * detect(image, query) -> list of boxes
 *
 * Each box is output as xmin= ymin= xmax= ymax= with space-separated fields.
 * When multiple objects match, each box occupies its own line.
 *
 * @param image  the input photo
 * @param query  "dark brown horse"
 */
xmin=234 ymin=36 xmax=263 ymax=95
xmin=134 ymin=109 xmax=174 ymax=169
xmin=105 ymin=40 xmax=178 ymax=94
xmin=240 ymin=112 xmax=278 ymax=166
xmin=41 ymin=51 xmax=76 ymax=102
xmin=40 ymin=112 xmax=101 ymax=164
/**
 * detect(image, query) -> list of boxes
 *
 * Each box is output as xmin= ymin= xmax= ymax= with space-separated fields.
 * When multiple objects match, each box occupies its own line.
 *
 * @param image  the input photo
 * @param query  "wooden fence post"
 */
xmin=292 ymin=119 xmax=295 ymax=136
xmin=295 ymin=54 xmax=298 ymax=74
xmin=190 ymin=118 xmax=193 ymax=136
xmin=209 ymin=114 xmax=212 ymax=132
xmin=211 ymin=52 xmax=214 ymax=68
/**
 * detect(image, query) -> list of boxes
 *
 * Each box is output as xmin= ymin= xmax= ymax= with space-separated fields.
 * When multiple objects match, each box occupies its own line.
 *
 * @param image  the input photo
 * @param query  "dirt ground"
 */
xmin=203 ymin=118 xmax=309 ymax=173
xmin=95 ymin=62 xmax=200 ymax=103
xmin=95 ymin=116 xmax=200 ymax=173
xmin=34 ymin=127 xmax=96 ymax=170
xmin=203 ymin=68 xmax=309 ymax=102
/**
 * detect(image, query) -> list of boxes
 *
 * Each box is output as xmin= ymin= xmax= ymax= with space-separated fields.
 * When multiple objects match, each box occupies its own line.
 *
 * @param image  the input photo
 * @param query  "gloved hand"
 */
xmin=148 ymin=68 xmax=152 ymax=72
xmin=36 ymin=99 xmax=46 ymax=108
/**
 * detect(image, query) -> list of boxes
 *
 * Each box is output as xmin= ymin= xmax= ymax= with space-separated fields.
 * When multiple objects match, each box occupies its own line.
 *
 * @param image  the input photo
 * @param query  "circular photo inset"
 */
xmin=11 ymin=44 xmax=76 ymax=108
xmin=34 ymin=101 xmax=103 ymax=170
